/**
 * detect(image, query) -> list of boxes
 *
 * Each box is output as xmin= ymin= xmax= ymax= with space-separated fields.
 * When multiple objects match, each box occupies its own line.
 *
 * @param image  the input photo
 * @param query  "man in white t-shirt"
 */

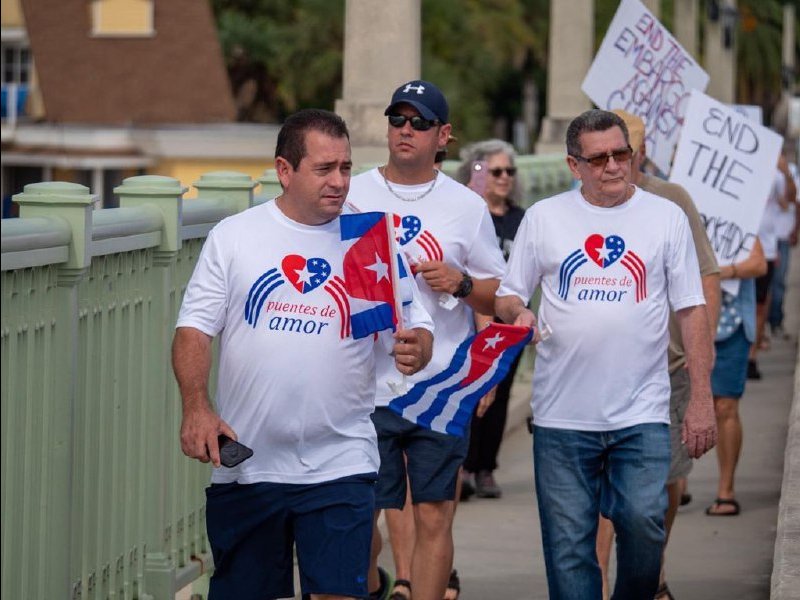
xmin=495 ymin=109 xmax=716 ymax=599
xmin=347 ymin=80 xmax=506 ymax=600
xmin=173 ymin=109 xmax=434 ymax=600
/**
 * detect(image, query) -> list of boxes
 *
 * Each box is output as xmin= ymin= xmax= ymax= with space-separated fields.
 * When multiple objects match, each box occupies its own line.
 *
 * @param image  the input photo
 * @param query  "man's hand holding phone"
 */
xmin=180 ymin=403 xmax=239 ymax=467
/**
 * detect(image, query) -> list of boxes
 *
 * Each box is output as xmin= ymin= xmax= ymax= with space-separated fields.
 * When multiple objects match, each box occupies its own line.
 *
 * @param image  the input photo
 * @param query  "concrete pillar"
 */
xmin=704 ymin=0 xmax=737 ymax=103
xmin=641 ymin=0 xmax=660 ymax=18
xmin=335 ymin=0 xmax=420 ymax=165
xmin=536 ymin=0 xmax=594 ymax=154
xmin=782 ymin=3 xmax=796 ymax=91
xmin=91 ymin=167 xmax=103 ymax=210
xmin=673 ymin=0 xmax=698 ymax=57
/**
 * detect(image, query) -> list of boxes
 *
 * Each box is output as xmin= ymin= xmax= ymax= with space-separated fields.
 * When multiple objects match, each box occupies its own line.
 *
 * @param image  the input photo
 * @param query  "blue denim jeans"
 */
xmin=768 ymin=239 xmax=790 ymax=329
xmin=533 ymin=423 xmax=670 ymax=600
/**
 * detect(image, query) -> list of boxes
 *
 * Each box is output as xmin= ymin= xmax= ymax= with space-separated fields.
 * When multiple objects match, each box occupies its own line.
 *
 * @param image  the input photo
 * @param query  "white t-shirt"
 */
xmin=774 ymin=166 xmax=796 ymax=241
xmin=347 ymin=169 xmax=506 ymax=406
xmin=758 ymin=169 xmax=785 ymax=259
xmin=497 ymin=187 xmax=705 ymax=431
xmin=176 ymin=200 xmax=433 ymax=484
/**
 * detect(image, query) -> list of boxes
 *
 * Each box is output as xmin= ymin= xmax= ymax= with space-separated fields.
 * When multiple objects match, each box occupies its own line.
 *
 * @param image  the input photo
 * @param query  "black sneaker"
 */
xmin=475 ymin=471 xmax=502 ymax=498
xmin=747 ymin=359 xmax=761 ymax=380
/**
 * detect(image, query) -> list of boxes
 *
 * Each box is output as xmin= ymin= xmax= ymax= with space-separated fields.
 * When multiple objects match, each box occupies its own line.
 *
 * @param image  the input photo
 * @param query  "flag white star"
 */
xmin=365 ymin=253 xmax=390 ymax=282
xmin=295 ymin=265 xmax=314 ymax=285
xmin=396 ymin=224 xmax=409 ymax=240
xmin=483 ymin=332 xmax=504 ymax=351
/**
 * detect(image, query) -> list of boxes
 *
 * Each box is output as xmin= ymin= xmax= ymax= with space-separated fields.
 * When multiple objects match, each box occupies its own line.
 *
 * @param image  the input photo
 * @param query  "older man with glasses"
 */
xmin=496 ymin=109 xmax=717 ymax=600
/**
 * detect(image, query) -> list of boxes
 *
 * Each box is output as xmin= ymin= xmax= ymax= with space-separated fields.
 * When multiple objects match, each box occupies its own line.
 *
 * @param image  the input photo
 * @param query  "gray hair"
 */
xmin=566 ymin=109 xmax=629 ymax=158
xmin=456 ymin=139 xmax=522 ymax=205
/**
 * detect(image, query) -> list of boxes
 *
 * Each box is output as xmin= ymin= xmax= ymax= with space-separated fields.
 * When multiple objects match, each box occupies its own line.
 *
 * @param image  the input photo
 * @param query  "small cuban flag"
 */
xmin=340 ymin=212 xmax=408 ymax=339
xmin=388 ymin=323 xmax=533 ymax=436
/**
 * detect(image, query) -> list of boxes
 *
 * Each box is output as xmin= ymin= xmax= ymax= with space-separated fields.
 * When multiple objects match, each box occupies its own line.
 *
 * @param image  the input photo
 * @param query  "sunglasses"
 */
xmin=489 ymin=167 xmax=517 ymax=177
xmin=572 ymin=146 xmax=633 ymax=168
xmin=388 ymin=114 xmax=439 ymax=131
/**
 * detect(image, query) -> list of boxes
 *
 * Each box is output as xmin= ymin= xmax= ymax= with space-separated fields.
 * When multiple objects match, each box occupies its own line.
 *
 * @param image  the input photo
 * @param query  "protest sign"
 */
xmin=581 ymin=0 xmax=709 ymax=174
xmin=731 ymin=104 xmax=763 ymax=124
xmin=669 ymin=90 xmax=782 ymax=294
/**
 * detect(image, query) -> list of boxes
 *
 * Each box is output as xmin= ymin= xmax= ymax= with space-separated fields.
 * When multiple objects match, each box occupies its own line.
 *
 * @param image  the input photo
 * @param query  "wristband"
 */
xmin=453 ymin=272 xmax=473 ymax=298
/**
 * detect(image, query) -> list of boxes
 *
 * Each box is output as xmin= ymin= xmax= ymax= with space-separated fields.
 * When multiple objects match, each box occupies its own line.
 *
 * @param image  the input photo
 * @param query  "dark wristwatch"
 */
xmin=453 ymin=272 xmax=473 ymax=298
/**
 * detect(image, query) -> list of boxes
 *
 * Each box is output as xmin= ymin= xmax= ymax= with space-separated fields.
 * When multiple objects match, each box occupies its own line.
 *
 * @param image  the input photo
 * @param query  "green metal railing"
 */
xmin=0 ymin=157 xmax=571 ymax=599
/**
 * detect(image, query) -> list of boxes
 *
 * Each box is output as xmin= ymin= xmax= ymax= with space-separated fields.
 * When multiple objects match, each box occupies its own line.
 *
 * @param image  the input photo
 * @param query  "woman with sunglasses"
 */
xmin=455 ymin=139 xmax=526 ymax=499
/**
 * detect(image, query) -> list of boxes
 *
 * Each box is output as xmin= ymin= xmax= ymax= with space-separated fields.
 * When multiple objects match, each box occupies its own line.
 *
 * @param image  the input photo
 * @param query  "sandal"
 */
xmin=654 ymin=581 xmax=675 ymax=599
xmin=390 ymin=579 xmax=411 ymax=600
xmin=705 ymin=497 xmax=740 ymax=516
xmin=443 ymin=569 xmax=460 ymax=600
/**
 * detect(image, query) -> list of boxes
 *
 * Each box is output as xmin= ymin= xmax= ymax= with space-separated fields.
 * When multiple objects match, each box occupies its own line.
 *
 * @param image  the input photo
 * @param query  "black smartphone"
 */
xmin=218 ymin=435 xmax=253 ymax=468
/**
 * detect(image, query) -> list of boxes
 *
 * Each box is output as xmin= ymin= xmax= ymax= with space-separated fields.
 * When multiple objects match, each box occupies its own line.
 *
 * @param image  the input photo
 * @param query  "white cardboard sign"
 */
xmin=669 ymin=90 xmax=782 ymax=294
xmin=581 ymin=0 xmax=709 ymax=174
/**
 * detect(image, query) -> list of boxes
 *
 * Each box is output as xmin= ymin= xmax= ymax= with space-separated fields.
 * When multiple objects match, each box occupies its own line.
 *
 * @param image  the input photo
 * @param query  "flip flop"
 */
xmin=443 ymin=569 xmax=460 ymax=600
xmin=705 ymin=497 xmax=740 ymax=516
xmin=390 ymin=579 xmax=411 ymax=600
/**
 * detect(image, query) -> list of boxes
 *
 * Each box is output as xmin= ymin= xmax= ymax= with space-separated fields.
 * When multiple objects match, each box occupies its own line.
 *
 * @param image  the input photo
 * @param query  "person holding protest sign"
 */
xmin=706 ymin=238 xmax=767 ymax=516
xmin=173 ymin=109 xmax=434 ymax=600
xmin=347 ymin=80 xmax=506 ymax=600
xmin=496 ymin=109 xmax=716 ymax=600
xmin=590 ymin=110 xmax=721 ymax=600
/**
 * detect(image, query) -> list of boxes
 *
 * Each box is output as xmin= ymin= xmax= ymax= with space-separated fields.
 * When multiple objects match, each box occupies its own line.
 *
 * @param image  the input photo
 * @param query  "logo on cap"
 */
xmin=403 ymin=83 xmax=426 ymax=95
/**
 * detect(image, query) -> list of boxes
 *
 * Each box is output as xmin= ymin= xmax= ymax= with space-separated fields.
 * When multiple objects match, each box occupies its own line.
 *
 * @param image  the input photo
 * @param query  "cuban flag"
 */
xmin=388 ymin=323 xmax=533 ymax=436
xmin=341 ymin=212 xmax=406 ymax=339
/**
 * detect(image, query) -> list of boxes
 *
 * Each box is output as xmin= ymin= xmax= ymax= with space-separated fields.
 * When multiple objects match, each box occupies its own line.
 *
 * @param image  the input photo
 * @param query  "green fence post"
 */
xmin=193 ymin=171 xmax=256 ymax=214
xmin=9 ymin=182 xmax=94 ymax=598
xmin=115 ymin=175 xmax=186 ymax=599
xmin=256 ymin=168 xmax=282 ymax=205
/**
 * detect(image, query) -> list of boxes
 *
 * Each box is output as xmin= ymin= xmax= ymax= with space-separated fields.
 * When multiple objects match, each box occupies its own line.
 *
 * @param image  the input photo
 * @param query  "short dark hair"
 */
xmin=275 ymin=109 xmax=350 ymax=170
xmin=566 ymin=109 xmax=629 ymax=157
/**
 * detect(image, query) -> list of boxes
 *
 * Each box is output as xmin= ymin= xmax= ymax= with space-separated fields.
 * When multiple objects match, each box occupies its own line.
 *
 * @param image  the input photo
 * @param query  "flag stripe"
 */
xmin=325 ymin=276 xmax=351 ymax=338
xmin=250 ymin=279 xmax=285 ymax=327
xmin=245 ymin=268 xmax=280 ymax=322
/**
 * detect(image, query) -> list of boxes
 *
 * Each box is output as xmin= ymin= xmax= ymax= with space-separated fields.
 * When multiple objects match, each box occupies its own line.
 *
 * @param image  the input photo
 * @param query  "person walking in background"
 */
xmin=496 ymin=109 xmax=716 ymax=599
xmin=173 ymin=109 xmax=433 ymax=600
xmin=706 ymin=239 xmax=768 ymax=516
xmin=455 ymin=139 xmax=526 ymax=499
xmin=592 ymin=110 xmax=721 ymax=600
xmin=347 ymin=80 xmax=505 ymax=600
xmin=767 ymin=149 xmax=799 ymax=341
xmin=748 ymin=153 xmax=795 ymax=378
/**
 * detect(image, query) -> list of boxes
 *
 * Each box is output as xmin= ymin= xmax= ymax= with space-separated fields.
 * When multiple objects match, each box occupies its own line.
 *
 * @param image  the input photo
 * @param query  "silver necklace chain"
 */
xmin=380 ymin=166 xmax=438 ymax=202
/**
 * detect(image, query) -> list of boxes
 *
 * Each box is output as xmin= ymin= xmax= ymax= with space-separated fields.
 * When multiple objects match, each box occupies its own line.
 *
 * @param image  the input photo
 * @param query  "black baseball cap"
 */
xmin=384 ymin=80 xmax=449 ymax=124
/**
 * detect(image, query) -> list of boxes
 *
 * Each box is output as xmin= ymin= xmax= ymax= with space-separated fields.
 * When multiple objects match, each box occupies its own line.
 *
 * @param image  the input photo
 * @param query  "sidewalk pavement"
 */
xmin=405 ymin=245 xmax=799 ymax=600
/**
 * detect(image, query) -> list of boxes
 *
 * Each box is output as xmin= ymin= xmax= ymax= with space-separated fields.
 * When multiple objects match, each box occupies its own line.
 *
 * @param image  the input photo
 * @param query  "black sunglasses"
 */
xmin=572 ymin=146 xmax=633 ymax=168
xmin=388 ymin=114 xmax=439 ymax=131
xmin=489 ymin=167 xmax=517 ymax=177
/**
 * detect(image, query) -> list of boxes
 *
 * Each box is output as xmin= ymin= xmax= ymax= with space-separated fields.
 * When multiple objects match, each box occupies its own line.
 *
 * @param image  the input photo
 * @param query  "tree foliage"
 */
xmin=211 ymin=0 xmax=796 ymax=140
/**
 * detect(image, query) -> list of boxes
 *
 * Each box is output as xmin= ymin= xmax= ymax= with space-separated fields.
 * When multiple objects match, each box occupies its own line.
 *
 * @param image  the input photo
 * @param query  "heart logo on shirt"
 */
xmin=584 ymin=234 xmax=625 ymax=268
xmin=281 ymin=254 xmax=330 ymax=293
xmin=394 ymin=214 xmax=423 ymax=245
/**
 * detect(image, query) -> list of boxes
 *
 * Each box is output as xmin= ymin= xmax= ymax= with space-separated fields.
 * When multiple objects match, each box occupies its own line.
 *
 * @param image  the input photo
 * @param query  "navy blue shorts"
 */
xmin=205 ymin=473 xmax=376 ymax=599
xmin=712 ymin=325 xmax=751 ymax=399
xmin=371 ymin=407 xmax=469 ymax=508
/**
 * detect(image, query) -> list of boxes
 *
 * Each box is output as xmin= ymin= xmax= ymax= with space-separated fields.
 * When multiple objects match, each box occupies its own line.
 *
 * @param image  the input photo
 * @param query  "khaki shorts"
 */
xmin=668 ymin=367 xmax=693 ymax=484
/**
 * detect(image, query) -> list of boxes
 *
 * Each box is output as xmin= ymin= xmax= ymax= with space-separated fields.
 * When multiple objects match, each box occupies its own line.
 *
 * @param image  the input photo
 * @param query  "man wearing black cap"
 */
xmin=347 ymin=80 xmax=506 ymax=600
